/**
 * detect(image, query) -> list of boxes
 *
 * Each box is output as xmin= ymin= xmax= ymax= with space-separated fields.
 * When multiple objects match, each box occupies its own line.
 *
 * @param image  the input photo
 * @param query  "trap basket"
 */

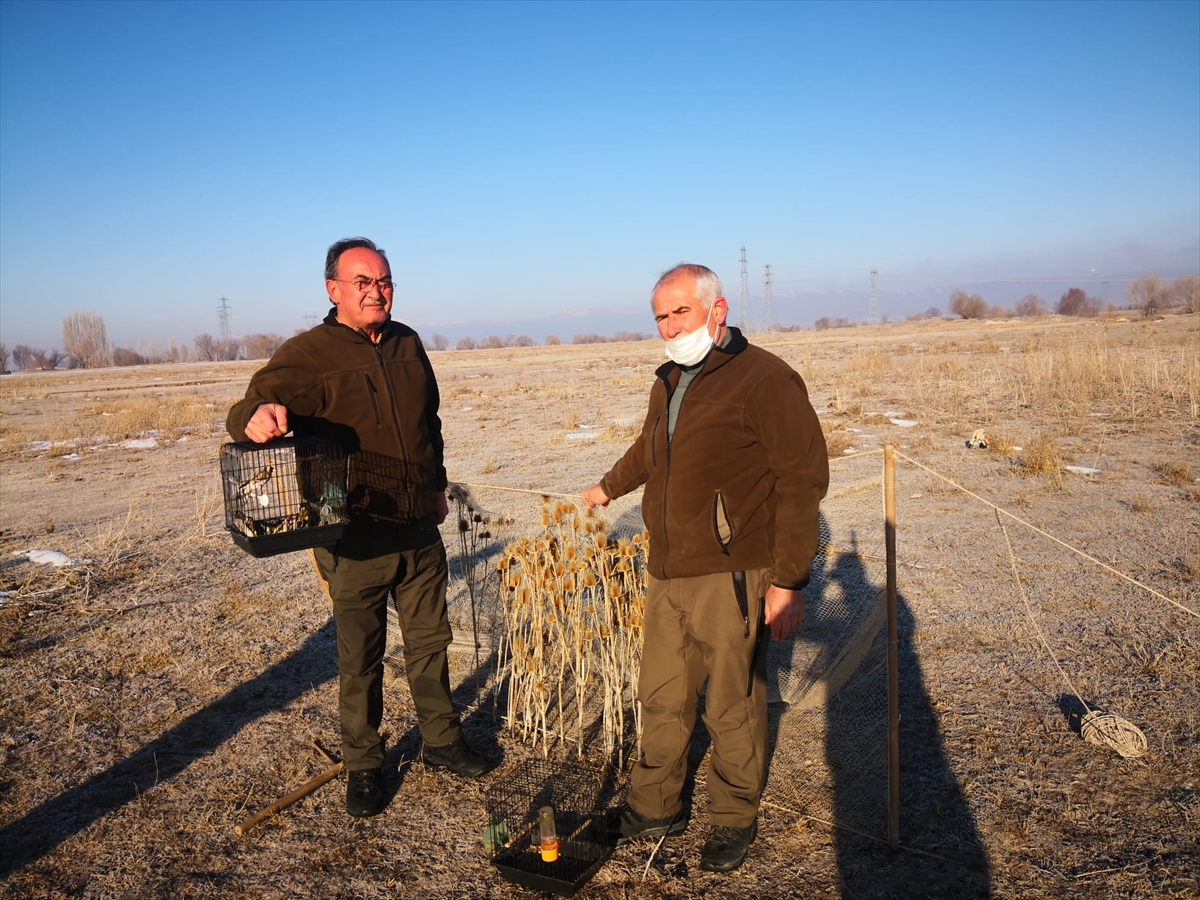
xmin=484 ymin=758 xmax=616 ymax=897
xmin=219 ymin=438 xmax=349 ymax=557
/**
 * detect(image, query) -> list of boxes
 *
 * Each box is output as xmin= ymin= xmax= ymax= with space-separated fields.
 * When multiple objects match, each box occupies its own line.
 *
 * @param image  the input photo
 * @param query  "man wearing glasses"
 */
xmin=227 ymin=237 xmax=493 ymax=819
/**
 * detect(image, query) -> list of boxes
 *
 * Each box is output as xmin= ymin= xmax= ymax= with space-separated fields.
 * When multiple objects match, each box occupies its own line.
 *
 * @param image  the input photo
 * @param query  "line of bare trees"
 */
xmin=943 ymin=274 xmax=1198 ymax=321
xmin=0 ymin=312 xmax=293 ymax=371
xmin=431 ymin=332 xmax=652 ymax=351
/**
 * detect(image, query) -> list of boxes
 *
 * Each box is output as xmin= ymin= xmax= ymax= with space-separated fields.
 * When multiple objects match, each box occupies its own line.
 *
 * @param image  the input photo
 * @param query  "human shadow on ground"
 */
xmin=0 ymin=620 xmax=340 ymax=879
xmin=800 ymin=541 xmax=993 ymax=899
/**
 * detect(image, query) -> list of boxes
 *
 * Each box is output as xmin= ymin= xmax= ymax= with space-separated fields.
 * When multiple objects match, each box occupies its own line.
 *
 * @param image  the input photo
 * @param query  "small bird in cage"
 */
xmin=233 ymin=513 xmax=260 ymax=538
xmin=235 ymin=463 xmax=275 ymax=508
xmin=318 ymin=481 xmax=347 ymax=525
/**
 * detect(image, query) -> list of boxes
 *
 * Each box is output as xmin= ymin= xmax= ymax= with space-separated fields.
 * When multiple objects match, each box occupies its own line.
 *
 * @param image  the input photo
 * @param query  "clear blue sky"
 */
xmin=1 ymin=0 xmax=1197 ymax=351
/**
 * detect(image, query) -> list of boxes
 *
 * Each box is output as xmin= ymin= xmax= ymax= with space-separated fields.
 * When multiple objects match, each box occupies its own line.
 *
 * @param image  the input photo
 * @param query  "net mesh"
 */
xmin=382 ymin=449 xmax=1198 ymax=850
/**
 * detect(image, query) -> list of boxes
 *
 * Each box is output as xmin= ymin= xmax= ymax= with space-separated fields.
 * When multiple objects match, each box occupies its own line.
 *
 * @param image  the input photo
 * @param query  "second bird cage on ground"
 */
xmin=219 ymin=437 xmax=349 ymax=557
xmin=484 ymin=758 xmax=617 ymax=897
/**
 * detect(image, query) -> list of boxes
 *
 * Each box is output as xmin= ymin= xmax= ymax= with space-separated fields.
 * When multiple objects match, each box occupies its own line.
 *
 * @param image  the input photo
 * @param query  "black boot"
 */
xmin=345 ymin=768 xmax=385 ymax=818
xmin=700 ymin=819 xmax=758 ymax=872
xmin=421 ymin=738 xmax=495 ymax=778
xmin=616 ymin=803 xmax=689 ymax=845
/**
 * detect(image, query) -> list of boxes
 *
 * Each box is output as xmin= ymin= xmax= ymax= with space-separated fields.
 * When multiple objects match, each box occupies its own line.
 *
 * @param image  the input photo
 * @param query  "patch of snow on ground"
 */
xmin=13 ymin=550 xmax=92 ymax=566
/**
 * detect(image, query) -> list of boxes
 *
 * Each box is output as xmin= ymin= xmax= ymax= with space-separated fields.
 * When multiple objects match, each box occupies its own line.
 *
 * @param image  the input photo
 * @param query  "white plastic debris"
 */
xmin=13 ymin=550 xmax=92 ymax=567
xmin=1064 ymin=465 xmax=1101 ymax=477
xmin=890 ymin=419 xmax=919 ymax=427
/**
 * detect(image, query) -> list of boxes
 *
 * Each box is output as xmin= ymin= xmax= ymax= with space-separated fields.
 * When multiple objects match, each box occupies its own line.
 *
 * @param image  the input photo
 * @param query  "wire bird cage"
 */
xmin=484 ymin=758 xmax=616 ymax=897
xmin=219 ymin=438 xmax=349 ymax=557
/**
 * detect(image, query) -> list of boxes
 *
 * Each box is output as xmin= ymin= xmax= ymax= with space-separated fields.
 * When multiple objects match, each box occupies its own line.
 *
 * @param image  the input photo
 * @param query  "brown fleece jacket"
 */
xmin=599 ymin=327 xmax=829 ymax=588
xmin=226 ymin=310 xmax=447 ymax=532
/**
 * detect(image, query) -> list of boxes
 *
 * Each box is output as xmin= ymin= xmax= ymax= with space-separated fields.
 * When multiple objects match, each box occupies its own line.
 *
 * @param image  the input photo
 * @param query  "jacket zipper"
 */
xmin=364 ymin=374 xmax=383 ymax=426
xmin=372 ymin=344 xmax=409 ymax=460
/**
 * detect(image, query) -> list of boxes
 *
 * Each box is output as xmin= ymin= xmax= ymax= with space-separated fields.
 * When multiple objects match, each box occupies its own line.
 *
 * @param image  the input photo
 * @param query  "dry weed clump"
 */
xmin=1153 ymin=459 xmax=1194 ymax=485
xmin=601 ymin=420 xmax=640 ymax=443
xmin=821 ymin=425 xmax=855 ymax=457
xmin=497 ymin=499 xmax=646 ymax=766
xmin=1016 ymin=433 xmax=1062 ymax=485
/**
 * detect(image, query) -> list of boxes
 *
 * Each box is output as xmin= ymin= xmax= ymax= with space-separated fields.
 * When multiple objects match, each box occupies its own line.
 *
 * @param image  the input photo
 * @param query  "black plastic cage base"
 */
xmin=219 ymin=438 xmax=349 ymax=557
xmin=484 ymin=758 xmax=616 ymax=897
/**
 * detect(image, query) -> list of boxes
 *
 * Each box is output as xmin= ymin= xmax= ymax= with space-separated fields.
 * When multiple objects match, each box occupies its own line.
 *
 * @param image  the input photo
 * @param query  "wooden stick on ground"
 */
xmin=234 ymin=761 xmax=345 ymax=836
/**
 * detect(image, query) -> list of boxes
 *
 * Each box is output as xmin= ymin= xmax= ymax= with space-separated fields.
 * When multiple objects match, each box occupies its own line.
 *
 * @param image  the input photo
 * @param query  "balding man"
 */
xmin=582 ymin=263 xmax=828 ymax=872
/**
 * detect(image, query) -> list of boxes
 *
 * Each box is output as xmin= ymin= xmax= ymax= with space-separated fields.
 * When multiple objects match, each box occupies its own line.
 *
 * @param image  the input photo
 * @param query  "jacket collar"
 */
xmin=654 ymin=325 xmax=748 ymax=385
xmin=321 ymin=308 xmax=394 ymax=344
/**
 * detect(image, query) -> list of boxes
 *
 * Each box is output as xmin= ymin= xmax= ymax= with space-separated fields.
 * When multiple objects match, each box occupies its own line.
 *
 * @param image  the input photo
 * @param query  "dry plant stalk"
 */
xmin=497 ymin=498 xmax=646 ymax=766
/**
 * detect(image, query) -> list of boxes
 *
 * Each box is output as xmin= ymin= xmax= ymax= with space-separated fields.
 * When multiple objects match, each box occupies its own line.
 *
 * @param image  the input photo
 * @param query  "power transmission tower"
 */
xmin=218 ymin=297 xmax=233 ymax=343
xmin=217 ymin=297 xmax=235 ymax=360
xmin=760 ymin=264 xmax=778 ymax=332
xmin=303 ymin=314 xmax=318 ymax=329
xmin=737 ymin=245 xmax=753 ymax=332
xmin=868 ymin=268 xmax=880 ymax=325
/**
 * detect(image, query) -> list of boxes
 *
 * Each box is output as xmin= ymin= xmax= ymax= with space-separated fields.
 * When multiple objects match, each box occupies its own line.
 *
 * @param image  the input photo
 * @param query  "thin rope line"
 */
xmin=995 ymin=508 xmax=1088 ymax=705
xmin=453 ymin=446 xmax=877 ymax=500
xmin=894 ymin=450 xmax=1198 ymax=620
xmin=998 ymin=507 xmax=1149 ymax=759
xmin=451 ymin=482 xmax=597 ymax=500
xmin=758 ymin=801 xmax=983 ymax=870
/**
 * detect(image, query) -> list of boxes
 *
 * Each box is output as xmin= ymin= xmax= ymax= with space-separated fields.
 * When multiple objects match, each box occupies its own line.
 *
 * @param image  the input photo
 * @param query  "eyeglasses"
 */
xmin=336 ymin=277 xmax=395 ymax=294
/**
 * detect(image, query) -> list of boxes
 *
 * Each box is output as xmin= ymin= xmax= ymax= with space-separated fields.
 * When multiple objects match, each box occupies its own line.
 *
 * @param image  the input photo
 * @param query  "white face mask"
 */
xmin=663 ymin=302 xmax=715 ymax=366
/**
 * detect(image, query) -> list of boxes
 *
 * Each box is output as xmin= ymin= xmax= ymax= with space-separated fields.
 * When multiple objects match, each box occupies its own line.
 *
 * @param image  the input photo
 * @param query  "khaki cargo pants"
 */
xmin=630 ymin=568 xmax=772 ymax=829
xmin=311 ymin=522 xmax=462 ymax=772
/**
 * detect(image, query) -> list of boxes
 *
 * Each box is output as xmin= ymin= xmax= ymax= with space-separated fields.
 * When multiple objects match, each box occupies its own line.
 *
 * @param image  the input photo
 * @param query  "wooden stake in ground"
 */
xmin=884 ymin=445 xmax=900 ymax=850
xmin=234 ymin=761 xmax=345 ymax=836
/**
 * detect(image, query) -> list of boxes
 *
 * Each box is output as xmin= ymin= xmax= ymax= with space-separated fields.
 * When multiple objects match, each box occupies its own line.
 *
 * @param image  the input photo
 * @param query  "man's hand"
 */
xmin=244 ymin=403 xmax=289 ymax=443
xmin=435 ymin=491 xmax=449 ymax=526
xmin=581 ymin=484 xmax=611 ymax=510
xmin=764 ymin=584 xmax=805 ymax=641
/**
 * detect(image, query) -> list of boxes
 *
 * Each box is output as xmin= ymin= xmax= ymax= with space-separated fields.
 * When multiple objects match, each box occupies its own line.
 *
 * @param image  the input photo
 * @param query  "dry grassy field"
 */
xmin=1 ymin=312 xmax=1197 ymax=899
